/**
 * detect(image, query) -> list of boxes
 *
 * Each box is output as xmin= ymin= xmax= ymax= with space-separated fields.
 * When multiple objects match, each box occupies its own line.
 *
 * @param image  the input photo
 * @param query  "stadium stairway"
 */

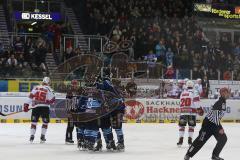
xmin=64 ymin=5 xmax=89 ymax=52
xmin=0 ymin=5 xmax=10 ymax=49
xmin=46 ymin=52 xmax=58 ymax=75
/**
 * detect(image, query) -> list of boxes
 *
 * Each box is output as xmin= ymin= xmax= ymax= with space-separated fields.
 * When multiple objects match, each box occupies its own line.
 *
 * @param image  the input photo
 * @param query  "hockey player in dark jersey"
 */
xmin=111 ymin=79 xmax=126 ymax=151
xmin=95 ymin=71 xmax=117 ymax=151
xmin=184 ymin=87 xmax=230 ymax=160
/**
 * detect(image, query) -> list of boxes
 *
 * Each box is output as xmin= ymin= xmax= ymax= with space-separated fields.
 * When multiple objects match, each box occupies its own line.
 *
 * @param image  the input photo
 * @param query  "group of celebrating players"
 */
xmin=20 ymin=70 xmax=230 ymax=159
xmin=64 ymin=72 xmax=125 ymax=152
xmin=23 ymin=69 xmax=126 ymax=152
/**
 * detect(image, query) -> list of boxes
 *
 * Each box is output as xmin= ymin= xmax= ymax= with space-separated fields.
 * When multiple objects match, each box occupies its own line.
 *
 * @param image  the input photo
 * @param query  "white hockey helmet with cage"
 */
xmin=186 ymin=80 xmax=194 ymax=88
xmin=43 ymin=77 xmax=51 ymax=85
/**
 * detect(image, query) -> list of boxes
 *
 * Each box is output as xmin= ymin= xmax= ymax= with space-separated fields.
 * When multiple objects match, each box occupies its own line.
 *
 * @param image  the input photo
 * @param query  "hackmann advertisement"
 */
xmin=124 ymin=99 xmax=240 ymax=123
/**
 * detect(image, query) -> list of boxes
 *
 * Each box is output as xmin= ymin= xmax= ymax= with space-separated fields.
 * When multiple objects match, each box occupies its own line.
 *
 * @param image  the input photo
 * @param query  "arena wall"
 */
xmin=0 ymin=93 xmax=239 ymax=123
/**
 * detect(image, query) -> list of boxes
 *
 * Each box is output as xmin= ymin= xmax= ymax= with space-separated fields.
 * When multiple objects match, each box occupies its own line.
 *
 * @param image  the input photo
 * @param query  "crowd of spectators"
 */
xmin=0 ymin=36 xmax=48 ymax=78
xmin=77 ymin=0 xmax=240 ymax=81
xmin=0 ymin=21 xmax=73 ymax=78
xmin=17 ymin=22 xmax=72 ymax=53
xmin=195 ymin=0 xmax=240 ymax=4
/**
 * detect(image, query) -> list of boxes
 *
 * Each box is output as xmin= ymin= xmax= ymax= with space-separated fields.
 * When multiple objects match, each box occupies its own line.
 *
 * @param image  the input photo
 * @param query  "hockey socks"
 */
xmin=41 ymin=123 xmax=48 ymax=136
xmin=179 ymin=126 xmax=185 ymax=138
xmin=188 ymin=126 xmax=195 ymax=138
xmin=102 ymin=128 xmax=114 ymax=144
xmin=30 ymin=122 xmax=37 ymax=136
xmin=115 ymin=128 xmax=124 ymax=143
xmin=77 ymin=127 xmax=85 ymax=141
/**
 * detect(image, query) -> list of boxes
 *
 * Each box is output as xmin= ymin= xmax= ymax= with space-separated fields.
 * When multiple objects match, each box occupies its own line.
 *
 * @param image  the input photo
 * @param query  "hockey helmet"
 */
xmin=186 ymin=80 xmax=194 ymax=88
xmin=43 ymin=77 xmax=50 ymax=85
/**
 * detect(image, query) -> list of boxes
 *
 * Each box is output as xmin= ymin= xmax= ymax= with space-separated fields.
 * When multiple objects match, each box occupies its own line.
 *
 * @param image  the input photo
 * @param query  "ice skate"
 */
xmin=177 ymin=137 xmax=184 ymax=147
xmin=106 ymin=140 xmax=117 ymax=151
xmin=65 ymin=139 xmax=74 ymax=145
xmin=94 ymin=139 xmax=102 ymax=152
xmin=40 ymin=135 xmax=46 ymax=143
xmin=184 ymin=155 xmax=190 ymax=160
xmin=77 ymin=139 xmax=86 ymax=151
xmin=212 ymin=155 xmax=224 ymax=160
xmin=116 ymin=142 xmax=125 ymax=151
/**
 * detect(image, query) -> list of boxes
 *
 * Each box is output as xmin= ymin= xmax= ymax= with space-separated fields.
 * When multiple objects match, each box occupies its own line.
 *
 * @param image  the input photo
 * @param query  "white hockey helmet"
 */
xmin=43 ymin=77 xmax=51 ymax=85
xmin=186 ymin=80 xmax=194 ymax=88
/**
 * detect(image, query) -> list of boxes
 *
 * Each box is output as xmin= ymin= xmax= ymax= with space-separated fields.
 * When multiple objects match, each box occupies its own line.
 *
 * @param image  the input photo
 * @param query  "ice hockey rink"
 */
xmin=0 ymin=123 xmax=239 ymax=160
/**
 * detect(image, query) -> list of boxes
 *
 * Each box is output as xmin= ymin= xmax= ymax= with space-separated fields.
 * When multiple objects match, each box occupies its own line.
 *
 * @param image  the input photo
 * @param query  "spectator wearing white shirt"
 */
xmin=7 ymin=54 xmax=18 ymax=67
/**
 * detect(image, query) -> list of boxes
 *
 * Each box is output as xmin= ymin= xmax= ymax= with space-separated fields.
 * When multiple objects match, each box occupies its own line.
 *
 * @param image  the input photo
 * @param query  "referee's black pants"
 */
xmin=66 ymin=117 xmax=74 ymax=140
xmin=186 ymin=118 xmax=227 ymax=158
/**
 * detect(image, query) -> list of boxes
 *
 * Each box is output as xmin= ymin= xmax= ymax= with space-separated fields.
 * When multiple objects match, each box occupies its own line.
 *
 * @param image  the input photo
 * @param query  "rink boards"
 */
xmin=0 ymin=93 xmax=240 ymax=123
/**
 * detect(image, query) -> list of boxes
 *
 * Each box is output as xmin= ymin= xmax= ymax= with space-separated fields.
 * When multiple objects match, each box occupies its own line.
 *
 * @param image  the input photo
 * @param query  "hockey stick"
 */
xmin=0 ymin=112 xmax=6 ymax=116
xmin=0 ymin=108 xmax=33 ymax=117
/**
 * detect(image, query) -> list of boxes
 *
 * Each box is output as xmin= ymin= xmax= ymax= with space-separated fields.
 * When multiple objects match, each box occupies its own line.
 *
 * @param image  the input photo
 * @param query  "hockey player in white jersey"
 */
xmin=24 ymin=77 xmax=55 ymax=143
xmin=177 ymin=80 xmax=204 ymax=146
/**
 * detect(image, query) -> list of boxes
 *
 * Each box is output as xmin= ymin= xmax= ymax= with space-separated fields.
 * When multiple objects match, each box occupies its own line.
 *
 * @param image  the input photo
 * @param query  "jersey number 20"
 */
xmin=180 ymin=98 xmax=191 ymax=107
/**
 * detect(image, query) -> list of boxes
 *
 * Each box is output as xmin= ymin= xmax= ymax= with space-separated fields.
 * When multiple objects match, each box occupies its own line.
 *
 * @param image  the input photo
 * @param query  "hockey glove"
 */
xmin=23 ymin=103 xmax=30 ymax=112
xmin=197 ymin=107 xmax=204 ymax=116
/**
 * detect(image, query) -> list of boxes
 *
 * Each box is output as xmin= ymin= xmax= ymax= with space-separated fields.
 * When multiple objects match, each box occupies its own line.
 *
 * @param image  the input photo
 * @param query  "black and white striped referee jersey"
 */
xmin=205 ymin=97 xmax=226 ymax=126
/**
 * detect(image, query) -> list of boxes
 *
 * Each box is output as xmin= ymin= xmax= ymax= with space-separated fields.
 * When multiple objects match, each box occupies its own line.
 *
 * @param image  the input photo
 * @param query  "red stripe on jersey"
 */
xmin=189 ymin=128 xmax=194 ymax=132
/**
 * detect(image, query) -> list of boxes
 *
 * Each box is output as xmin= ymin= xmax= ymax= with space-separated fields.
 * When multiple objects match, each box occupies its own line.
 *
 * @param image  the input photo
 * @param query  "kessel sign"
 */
xmin=14 ymin=11 xmax=61 ymax=21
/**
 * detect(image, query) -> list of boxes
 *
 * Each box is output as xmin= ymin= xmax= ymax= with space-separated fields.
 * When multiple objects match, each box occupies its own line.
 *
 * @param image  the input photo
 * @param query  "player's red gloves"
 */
xmin=23 ymin=103 xmax=30 ymax=112
xmin=197 ymin=107 xmax=204 ymax=116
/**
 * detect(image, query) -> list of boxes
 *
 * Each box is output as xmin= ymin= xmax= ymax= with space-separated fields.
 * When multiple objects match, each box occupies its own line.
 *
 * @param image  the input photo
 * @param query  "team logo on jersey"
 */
xmin=125 ymin=100 xmax=144 ymax=119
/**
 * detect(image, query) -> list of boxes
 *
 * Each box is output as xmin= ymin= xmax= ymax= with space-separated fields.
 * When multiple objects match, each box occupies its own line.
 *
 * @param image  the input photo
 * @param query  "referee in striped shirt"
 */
xmin=184 ymin=87 xmax=230 ymax=160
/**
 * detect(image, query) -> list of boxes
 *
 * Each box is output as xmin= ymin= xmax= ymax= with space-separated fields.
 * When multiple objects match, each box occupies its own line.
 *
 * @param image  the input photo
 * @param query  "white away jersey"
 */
xmin=180 ymin=89 xmax=200 ymax=116
xmin=26 ymin=85 xmax=55 ymax=107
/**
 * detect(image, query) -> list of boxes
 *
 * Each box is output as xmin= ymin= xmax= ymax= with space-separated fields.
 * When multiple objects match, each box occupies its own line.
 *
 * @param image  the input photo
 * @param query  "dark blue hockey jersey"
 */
xmin=96 ymin=79 xmax=125 ymax=111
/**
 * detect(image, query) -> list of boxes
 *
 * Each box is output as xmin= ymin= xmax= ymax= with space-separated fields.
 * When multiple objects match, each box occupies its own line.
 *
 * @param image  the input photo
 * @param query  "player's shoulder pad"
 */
xmin=46 ymin=86 xmax=55 ymax=93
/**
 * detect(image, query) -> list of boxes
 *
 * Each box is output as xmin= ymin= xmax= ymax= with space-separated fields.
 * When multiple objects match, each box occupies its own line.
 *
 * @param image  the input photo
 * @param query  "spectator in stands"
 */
xmin=24 ymin=38 xmax=34 ymax=69
xmin=112 ymin=25 xmax=122 ymax=42
xmin=18 ymin=53 xmax=27 ymax=68
xmin=155 ymin=39 xmax=166 ymax=62
xmin=202 ymin=75 xmax=210 ymax=98
xmin=166 ymin=48 xmax=174 ymax=66
xmin=144 ymin=50 xmax=157 ymax=68
xmin=233 ymin=44 xmax=240 ymax=58
xmin=7 ymin=54 xmax=18 ymax=67
xmin=165 ymin=65 xmax=175 ymax=79
xmin=18 ymin=25 xmax=26 ymax=34
xmin=65 ymin=46 xmax=74 ymax=60
xmin=13 ymin=36 xmax=24 ymax=56
xmin=34 ymin=41 xmax=47 ymax=72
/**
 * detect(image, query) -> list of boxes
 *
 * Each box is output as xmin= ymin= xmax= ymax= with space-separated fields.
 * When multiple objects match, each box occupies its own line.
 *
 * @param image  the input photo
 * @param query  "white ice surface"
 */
xmin=0 ymin=123 xmax=239 ymax=160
